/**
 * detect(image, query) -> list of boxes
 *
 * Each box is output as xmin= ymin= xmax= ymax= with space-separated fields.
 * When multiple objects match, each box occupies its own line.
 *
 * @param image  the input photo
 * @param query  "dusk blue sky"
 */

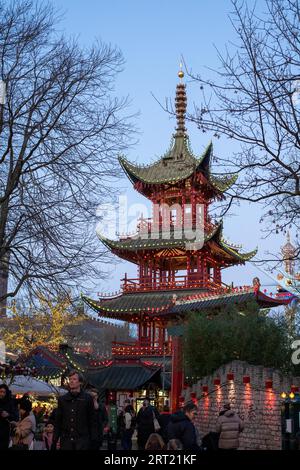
xmin=52 ymin=0 xmax=289 ymax=297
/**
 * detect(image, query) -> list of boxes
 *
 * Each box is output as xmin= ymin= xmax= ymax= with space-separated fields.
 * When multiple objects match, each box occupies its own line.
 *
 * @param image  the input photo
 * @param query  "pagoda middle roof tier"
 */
xmin=98 ymin=222 xmax=257 ymax=264
xmin=119 ymin=138 xmax=237 ymax=192
xmin=82 ymin=288 xmax=292 ymax=323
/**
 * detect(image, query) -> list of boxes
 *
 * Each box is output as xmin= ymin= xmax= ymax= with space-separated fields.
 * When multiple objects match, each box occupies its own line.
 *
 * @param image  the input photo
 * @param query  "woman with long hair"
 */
xmin=145 ymin=433 xmax=166 ymax=450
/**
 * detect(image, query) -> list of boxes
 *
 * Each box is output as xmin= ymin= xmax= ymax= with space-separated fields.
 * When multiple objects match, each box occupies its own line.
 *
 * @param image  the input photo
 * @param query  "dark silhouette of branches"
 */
xmin=0 ymin=1 xmax=134 ymax=313
xmin=185 ymin=0 xmax=300 ymax=265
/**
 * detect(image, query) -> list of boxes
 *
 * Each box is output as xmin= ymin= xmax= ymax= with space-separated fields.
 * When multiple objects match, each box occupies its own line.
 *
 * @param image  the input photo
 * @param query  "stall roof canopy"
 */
xmin=0 ymin=376 xmax=66 ymax=396
xmin=86 ymin=361 xmax=170 ymax=391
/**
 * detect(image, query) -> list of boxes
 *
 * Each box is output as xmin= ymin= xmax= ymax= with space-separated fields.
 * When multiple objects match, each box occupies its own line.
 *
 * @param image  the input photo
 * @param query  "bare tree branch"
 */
xmin=0 ymin=0 xmax=135 ymax=311
xmin=185 ymin=0 xmax=300 ymax=265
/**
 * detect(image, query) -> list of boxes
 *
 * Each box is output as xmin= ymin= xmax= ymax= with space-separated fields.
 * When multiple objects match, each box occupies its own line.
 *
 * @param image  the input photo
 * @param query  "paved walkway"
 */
xmin=33 ymin=436 xmax=139 ymax=450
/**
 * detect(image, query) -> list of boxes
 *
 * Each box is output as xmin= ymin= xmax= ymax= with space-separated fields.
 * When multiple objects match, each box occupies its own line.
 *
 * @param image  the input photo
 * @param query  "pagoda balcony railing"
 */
xmin=135 ymin=216 xmax=214 ymax=236
xmin=111 ymin=340 xmax=172 ymax=357
xmin=122 ymin=274 xmax=229 ymax=293
xmin=118 ymin=217 xmax=215 ymax=241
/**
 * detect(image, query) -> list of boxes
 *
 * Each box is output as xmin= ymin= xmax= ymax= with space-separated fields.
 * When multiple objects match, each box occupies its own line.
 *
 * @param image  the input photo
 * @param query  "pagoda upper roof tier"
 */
xmin=119 ymin=139 xmax=237 ymax=193
xmin=82 ymin=288 xmax=292 ymax=323
xmin=98 ymin=222 xmax=257 ymax=265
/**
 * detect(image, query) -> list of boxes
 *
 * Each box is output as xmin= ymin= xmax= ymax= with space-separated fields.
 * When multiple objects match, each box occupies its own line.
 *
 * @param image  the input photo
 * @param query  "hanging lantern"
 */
xmin=202 ymin=385 xmax=208 ymax=393
xmin=243 ymin=376 xmax=250 ymax=384
xmin=227 ymin=373 xmax=234 ymax=381
xmin=213 ymin=378 xmax=221 ymax=386
xmin=265 ymin=380 xmax=273 ymax=389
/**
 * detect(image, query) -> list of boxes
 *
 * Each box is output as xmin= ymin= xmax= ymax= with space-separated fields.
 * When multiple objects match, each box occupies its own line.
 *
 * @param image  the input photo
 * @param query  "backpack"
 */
xmin=124 ymin=410 xmax=136 ymax=429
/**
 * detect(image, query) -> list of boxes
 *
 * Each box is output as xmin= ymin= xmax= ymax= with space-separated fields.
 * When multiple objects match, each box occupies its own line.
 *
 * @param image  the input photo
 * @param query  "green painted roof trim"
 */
xmin=82 ymin=289 xmax=208 ymax=315
xmin=219 ymin=240 xmax=258 ymax=262
xmin=97 ymin=223 xmax=221 ymax=252
xmin=119 ymin=139 xmax=237 ymax=192
xmin=97 ymin=221 xmax=257 ymax=262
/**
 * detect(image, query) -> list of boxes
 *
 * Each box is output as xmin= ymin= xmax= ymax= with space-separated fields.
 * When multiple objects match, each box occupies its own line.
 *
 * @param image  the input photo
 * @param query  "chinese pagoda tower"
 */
xmin=83 ymin=70 xmax=290 ymax=411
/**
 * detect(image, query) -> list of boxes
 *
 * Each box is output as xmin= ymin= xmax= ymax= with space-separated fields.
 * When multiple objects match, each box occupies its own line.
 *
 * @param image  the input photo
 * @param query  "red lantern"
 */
xmin=291 ymin=386 xmax=299 ymax=394
xmin=213 ymin=378 xmax=221 ymax=386
xmin=190 ymin=392 xmax=196 ymax=399
xmin=265 ymin=380 xmax=273 ymax=389
xmin=227 ymin=373 xmax=234 ymax=381
xmin=243 ymin=376 xmax=250 ymax=384
xmin=202 ymin=385 xmax=208 ymax=393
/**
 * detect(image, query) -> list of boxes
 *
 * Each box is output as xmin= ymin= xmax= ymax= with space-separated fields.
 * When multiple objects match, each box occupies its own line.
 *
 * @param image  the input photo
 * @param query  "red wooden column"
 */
xmin=182 ymin=193 xmax=185 ymax=230
xmin=214 ymin=266 xmax=221 ymax=286
xmin=158 ymin=326 xmax=164 ymax=349
xmin=203 ymin=257 xmax=208 ymax=288
xmin=213 ymin=266 xmax=220 ymax=286
xmin=138 ymin=323 xmax=142 ymax=346
xmin=186 ymin=252 xmax=191 ymax=288
xmin=191 ymin=190 xmax=196 ymax=228
xmin=152 ymin=197 xmax=159 ymax=231
xmin=171 ymin=335 xmax=184 ymax=413
xmin=204 ymin=203 xmax=208 ymax=227
xmin=149 ymin=259 xmax=153 ymax=288
xmin=152 ymin=323 xmax=156 ymax=349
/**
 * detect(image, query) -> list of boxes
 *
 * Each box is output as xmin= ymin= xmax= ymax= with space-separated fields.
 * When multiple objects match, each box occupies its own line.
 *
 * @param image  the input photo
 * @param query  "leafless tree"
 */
xmin=186 ymin=0 xmax=300 ymax=265
xmin=0 ymin=1 xmax=133 ymax=314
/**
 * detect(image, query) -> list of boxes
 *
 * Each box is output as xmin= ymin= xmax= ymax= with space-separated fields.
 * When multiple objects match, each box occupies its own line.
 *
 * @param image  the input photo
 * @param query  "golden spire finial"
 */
xmin=178 ymin=62 xmax=184 ymax=80
xmin=175 ymin=63 xmax=187 ymax=137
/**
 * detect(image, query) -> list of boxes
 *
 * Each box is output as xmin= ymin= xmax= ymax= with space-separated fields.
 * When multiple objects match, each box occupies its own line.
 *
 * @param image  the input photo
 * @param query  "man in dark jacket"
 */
xmin=136 ymin=398 xmax=161 ymax=450
xmin=167 ymin=402 xmax=200 ymax=452
xmin=54 ymin=370 xmax=95 ymax=450
xmin=0 ymin=383 xmax=19 ymax=450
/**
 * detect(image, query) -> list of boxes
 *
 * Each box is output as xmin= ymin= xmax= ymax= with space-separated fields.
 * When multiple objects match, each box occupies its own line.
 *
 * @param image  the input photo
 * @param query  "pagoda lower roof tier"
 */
xmin=82 ymin=288 xmax=292 ymax=323
xmin=99 ymin=223 xmax=257 ymax=265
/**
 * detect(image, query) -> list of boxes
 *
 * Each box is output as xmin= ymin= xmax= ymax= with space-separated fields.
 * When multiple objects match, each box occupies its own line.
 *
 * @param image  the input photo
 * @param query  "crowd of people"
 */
xmin=0 ymin=370 xmax=244 ymax=451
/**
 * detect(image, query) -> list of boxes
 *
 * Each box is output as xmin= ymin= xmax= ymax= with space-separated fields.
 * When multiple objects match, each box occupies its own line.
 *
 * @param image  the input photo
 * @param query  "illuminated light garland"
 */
xmin=0 ymin=363 xmax=37 ymax=377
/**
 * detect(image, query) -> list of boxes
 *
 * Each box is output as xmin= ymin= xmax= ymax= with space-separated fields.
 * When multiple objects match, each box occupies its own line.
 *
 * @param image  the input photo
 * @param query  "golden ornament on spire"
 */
xmin=178 ymin=62 xmax=184 ymax=79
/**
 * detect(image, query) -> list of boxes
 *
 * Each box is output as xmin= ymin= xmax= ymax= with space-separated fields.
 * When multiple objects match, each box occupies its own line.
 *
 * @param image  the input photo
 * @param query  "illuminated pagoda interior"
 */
xmin=83 ymin=69 xmax=291 ymax=411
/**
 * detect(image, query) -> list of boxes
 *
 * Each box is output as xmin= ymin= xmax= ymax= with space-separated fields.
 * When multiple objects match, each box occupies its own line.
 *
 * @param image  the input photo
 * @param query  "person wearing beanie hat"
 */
xmin=12 ymin=396 xmax=36 ymax=449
